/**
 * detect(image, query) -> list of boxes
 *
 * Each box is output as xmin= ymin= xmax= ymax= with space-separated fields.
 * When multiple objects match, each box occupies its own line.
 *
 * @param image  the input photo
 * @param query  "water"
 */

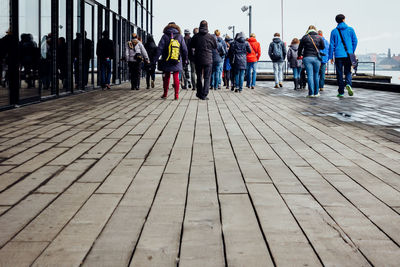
xmin=366 ymin=70 xmax=400 ymax=85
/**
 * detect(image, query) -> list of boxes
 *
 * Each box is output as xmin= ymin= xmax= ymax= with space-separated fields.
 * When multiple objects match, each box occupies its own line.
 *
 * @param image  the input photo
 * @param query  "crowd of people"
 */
xmin=0 ymin=13 xmax=358 ymax=102
xmin=126 ymin=13 xmax=357 ymax=100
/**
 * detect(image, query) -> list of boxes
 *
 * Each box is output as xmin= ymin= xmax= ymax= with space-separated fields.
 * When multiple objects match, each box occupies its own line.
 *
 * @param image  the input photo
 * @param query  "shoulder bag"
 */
xmin=308 ymin=34 xmax=325 ymax=61
xmin=337 ymin=29 xmax=357 ymax=67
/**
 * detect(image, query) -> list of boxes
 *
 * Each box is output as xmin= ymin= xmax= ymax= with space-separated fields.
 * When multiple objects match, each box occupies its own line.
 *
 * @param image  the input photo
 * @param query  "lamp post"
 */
xmin=281 ymin=0 xmax=284 ymax=41
xmin=228 ymin=25 xmax=235 ymax=38
xmin=241 ymin=5 xmax=252 ymax=36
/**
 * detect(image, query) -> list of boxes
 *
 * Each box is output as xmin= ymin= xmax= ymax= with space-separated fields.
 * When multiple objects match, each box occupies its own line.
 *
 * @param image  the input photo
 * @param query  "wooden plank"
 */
xmin=0 ymin=241 xmax=49 ymax=267
xmin=32 ymin=194 xmax=121 ymax=267
xmin=283 ymin=194 xmax=370 ymax=266
xmin=0 ymin=193 xmax=57 ymax=247
xmin=79 ymin=153 xmax=125 ymax=183
xmin=49 ymin=142 xmax=95 ymax=165
xmin=0 ymin=206 xmax=10 ymax=215
xmin=96 ymin=159 xmax=143 ymax=194
xmin=83 ymin=165 xmax=165 ymax=266
xmin=179 ymin=100 xmax=225 ymax=267
xmin=36 ymin=159 xmax=95 ymax=193
xmin=0 ymin=172 xmax=27 ymax=192
xmin=0 ymin=165 xmax=62 ymax=205
xmin=81 ymin=138 xmax=119 ymax=159
xmin=219 ymin=194 xmax=274 ymax=267
xmin=130 ymin=173 xmax=188 ymax=266
xmin=247 ymin=184 xmax=321 ymax=266
xmin=14 ymin=183 xmax=99 ymax=242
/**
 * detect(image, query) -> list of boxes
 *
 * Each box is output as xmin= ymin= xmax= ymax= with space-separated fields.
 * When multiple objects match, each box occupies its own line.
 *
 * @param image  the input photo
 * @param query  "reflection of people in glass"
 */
xmin=0 ymin=28 xmax=18 ymax=88
xmin=96 ymin=31 xmax=114 ymax=89
xmin=19 ymin=33 xmax=39 ymax=88
xmin=40 ymin=34 xmax=52 ymax=89
xmin=73 ymin=32 xmax=93 ymax=87
xmin=57 ymin=37 xmax=67 ymax=88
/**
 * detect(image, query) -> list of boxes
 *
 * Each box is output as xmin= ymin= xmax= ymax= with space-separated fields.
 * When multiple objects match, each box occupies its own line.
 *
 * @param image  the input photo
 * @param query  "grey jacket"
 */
xmin=287 ymin=44 xmax=302 ymax=68
xmin=125 ymin=41 xmax=149 ymax=62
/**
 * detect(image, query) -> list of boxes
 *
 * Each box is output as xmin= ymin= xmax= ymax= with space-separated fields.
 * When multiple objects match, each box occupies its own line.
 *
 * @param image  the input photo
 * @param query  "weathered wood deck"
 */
xmin=0 ymin=80 xmax=399 ymax=266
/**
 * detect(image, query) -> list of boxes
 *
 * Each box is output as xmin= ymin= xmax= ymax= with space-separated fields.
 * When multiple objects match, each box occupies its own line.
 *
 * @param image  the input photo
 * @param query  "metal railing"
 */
xmin=258 ymin=60 xmax=376 ymax=77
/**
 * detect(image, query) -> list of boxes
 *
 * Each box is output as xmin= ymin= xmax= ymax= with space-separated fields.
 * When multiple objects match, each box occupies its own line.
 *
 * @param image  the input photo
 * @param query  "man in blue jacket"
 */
xmin=329 ymin=14 xmax=358 ymax=97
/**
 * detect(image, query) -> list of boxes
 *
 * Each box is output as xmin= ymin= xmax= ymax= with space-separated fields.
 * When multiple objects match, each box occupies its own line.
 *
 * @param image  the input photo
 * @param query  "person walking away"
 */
xmin=126 ymin=37 xmax=149 ymax=90
xmin=96 ymin=31 xmax=114 ymax=90
xmin=154 ymin=22 xmax=188 ymax=100
xmin=20 ymin=33 xmax=39 ymax=88
xmin=40 ymin=34 xmax=52 ymax=90
xmin=298 ymin=25 xmax=325 ymax=97
xmin=83 ymin=31 xmax=93 ymax=86
xmin=181 ymin=29 xmax=193 ymax=89
xmin=328 ymin=14 xmax=358 ymax=97
xmin=57 ymin=37 xmax=67 ymax=89
xmin=318 ymin=30 xmax=329 ymax=91
xmin=223 ymin=36 xmax=232 ymax=89
xmin=268 ymin=33 xmax=286 ymax=88
xmin=211 ymin=30 xmax=227 ymax=90
xmin=286 ymin=38 xmax=302 ymax=90
xmin=246 ymin=33 xmax=261 ymax=89
xmin=228 ymin=32 xmax=251 ymax=93
xmin=190 ymin=20 xmax=216 ymax=100
xmin=144 ymin=35 xmax=158 ymax=89
xmin=188 ymin=28 xmax=199 ymax=90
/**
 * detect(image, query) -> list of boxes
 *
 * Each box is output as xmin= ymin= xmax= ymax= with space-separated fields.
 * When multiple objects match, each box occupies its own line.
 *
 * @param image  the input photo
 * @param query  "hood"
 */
xmin=273 ymin=37 xmax=281 ymax=43
xmin=199 ymin=23 xmax=209 ymax=34
xmin=337 ymin=22 xmax=348 ymax=30
xmin=289 ymin=44 xmax=299 ymax=50
xmin=236 ymin=32 xmax=246 ymax=43
xmin=163 ymin=24 xmax=181 ymax=35
xmin=248 ymin=37 xmax=257 ymax=43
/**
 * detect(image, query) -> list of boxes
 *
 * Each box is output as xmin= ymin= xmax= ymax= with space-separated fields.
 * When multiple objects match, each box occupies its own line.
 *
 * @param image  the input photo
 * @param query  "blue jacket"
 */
xmin=321 ymin=37 xmax=329 ymax=63
xmin=212 ymin=36 xmax=227 ymax=64
xmin=328 ymin=22 xmax=357 ymax=60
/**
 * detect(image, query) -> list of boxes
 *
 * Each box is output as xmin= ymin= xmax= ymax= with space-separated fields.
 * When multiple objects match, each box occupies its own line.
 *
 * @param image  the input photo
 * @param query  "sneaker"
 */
xmin=320 ymin=88 xmax=324 ymax=91
xmin=161 ymin=95 xmax=167 ymax=99
xmin=174 ymin=96 xmax=179 ymax=100
xmin=337 ymin=94 xmax=344 ymax=98
xmin=314 ymin=93 xmax=320 ymax=97
xmin=306 ymin=95 xmax=314 ymax=98
xmin=251 ymin=86 xmax=255 ymax=89
xmin=151 ymin=80 xmax=155 ymax=88
xmin=274 ymin=84 xmax=279 ymax=89
xmin=346 ymin=85 xmax=354 ymax=96
xmin=188 ymin=83 xmax=192 ymax=89
xmin=279 ymin=82 xmax=283 ymax=87
xmin=235 ymin=89 xmax=239 ymax=93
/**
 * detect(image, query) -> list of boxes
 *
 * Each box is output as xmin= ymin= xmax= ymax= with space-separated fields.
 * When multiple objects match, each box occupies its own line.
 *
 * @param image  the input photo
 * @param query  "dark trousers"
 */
xmin=74 ymin=60 xmax=90 ymax=86
xmin=335 ymin=57 xmax=352 ymax=94
xmin=146 ymin=65 xmax=156 ymax=88
xmin=224 ymin=70 xmax=231 ymax=87
xmin=195 ymin=64 xmax=212 ymax=99
xmin=129 ymin=61 xmax=141 ymax=89
xmin=190 ymin=60 xmax=196 ymax=88
xmin=300 ymin=67 xmax=307 ymax=88
xmin=100 ymin=59 xmax=112 ymax=88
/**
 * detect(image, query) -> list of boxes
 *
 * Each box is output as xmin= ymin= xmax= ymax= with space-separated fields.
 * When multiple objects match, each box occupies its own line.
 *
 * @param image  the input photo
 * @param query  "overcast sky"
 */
xmin=154 ymin=0 xmax=400 ymax=60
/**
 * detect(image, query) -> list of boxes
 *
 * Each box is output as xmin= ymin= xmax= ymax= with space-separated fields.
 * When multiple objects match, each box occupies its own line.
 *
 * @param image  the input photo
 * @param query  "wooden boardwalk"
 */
xmin=0 ymin=80 xmax=399 ymax=266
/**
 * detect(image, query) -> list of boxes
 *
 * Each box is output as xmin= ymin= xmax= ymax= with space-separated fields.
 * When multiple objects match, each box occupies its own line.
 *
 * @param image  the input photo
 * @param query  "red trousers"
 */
xmin=163 ymin=72 xmax=180 ymax=98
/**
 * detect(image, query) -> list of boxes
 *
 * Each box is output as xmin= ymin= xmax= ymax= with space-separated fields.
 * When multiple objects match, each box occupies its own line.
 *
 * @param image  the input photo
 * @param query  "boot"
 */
xmin=293 ymin=79 xmax=297 ymax=90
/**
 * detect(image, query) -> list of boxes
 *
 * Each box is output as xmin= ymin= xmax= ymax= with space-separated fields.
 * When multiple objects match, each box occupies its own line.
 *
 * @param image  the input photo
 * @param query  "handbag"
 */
xmin=308 ymin=34 xmax=325 ymax=61
xmin=338 ymin=29 xmax=357 ymax=68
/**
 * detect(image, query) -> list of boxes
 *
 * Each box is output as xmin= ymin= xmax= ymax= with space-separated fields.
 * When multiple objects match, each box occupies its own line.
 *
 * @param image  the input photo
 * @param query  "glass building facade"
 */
xmin=0 ymin=0 xmax=153 ymax=110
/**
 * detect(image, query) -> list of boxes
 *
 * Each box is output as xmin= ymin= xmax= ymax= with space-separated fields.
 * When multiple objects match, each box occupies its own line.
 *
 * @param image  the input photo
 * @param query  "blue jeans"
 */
xmin=273 ymin=62 xmax=284 ymax=84
xmin=246 ymin=62 xmax=258 ymax=87
xmin=235 ymin=69 xmax=246 ymax=90
xmin=292 ymin=67 xmax=302 ymax=79
xmin=211 ymin=61 xmax=223 ymax=88
xmin=319 ymin=63 xmax=327 ymax=89
xmin=335 ymin=57 xmax=352 ymax=95
xmin=100 ymin=59 xmax=112 ymax=87
xmin=303 ymin=57 xmax=321 ymax=96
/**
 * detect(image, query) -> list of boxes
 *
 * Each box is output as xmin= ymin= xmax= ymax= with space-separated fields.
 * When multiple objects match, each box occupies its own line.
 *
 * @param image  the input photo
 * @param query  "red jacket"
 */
xmin=247 ymin=37 xmax=261 ymax=63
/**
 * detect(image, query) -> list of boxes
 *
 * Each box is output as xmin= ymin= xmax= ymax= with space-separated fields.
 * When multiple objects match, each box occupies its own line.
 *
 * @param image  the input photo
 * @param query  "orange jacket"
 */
xmin=247 ymin=37 xmax=261 ymax=63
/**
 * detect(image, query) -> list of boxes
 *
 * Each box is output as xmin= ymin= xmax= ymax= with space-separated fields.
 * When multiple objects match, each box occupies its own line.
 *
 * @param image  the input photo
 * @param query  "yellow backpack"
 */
xmin=166 ymin=34 xmax=180 ymax=64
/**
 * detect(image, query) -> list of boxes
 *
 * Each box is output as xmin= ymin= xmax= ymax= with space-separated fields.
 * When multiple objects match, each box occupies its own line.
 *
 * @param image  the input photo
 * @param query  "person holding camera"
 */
xmin=126 ymin=35 xmax=149 ymax=90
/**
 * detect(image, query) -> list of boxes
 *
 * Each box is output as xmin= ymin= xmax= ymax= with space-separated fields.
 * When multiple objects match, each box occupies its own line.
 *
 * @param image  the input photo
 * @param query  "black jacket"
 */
xmin=190 ymin=24 xmax=217 ymax=66
xmin=73 ymin=37 xmax=93 ymax=62
xmin=144 ymin=37 xmax=158 ymax=65
xmin=228 ymin=33 xmax=251 ymax=70
xmin=96 ymin=38 xmax=114 ymax=60
xmin=184 ymin=35 xmax=195 ymax=61
xmin=298 ymin=31 xmax=325 ymax=58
